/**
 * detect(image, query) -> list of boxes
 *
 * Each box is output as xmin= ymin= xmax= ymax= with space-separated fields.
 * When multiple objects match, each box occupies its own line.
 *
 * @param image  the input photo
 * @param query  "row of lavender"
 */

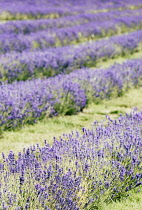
xmin=0 ymin=58 xmax=142 ymax=132
xmin=1 ymin=13 xmax=142 ymax=55
xmin=1 ymin=29 xmax=142 ymax=83
xmin=0 ymin=109 xmax=142 ymax=209
xmin=1 ymin=8 xmax=142 ymax=35
xmin=0 ymin=0 xmax=142 ymax=20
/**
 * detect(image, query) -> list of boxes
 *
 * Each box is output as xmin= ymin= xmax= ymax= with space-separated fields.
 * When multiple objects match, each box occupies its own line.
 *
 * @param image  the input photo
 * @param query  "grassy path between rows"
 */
xmin=91 ymin=47 xmax=142 ymax=69
xmin=103 ymin=186 xmax=142 ymax=210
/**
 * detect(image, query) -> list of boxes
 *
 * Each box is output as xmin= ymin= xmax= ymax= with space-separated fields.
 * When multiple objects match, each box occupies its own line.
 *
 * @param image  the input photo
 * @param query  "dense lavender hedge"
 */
xmin=0 ymin=3 xmax=85 ymax=20
xmin=0 ymin=14 xmax=142 ymax=55
xmin=0 ymin=58 xmax=142 ymax=131
xmin=0 ymin=110 xmax=142 ymax=209
xmin=1 ymin=8 xmax=142 ymax=35
xmin=1 ymin=30 xmax=142 ymax=83
xmin=0 ymin=0 xmax=142 ymax=20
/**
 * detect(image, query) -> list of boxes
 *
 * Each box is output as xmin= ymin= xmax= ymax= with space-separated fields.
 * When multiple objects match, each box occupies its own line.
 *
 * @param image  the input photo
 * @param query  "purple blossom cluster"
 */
xmin=0 ymin=14 xmax=142 ymax=55
xmin=0 ymin=58 xmax=142 ymax=131
xmin=0 ymin=2 xmax=84 ymax=20
xmin=0 ymin=29 xmax=142 ymax=82
xmin=0 ymin=8 xmax=142 ymax=35
xmin=0 ymin=0 xmax=142 ymax=20
xmin=0 ymin=110 xmax=142 ymax=209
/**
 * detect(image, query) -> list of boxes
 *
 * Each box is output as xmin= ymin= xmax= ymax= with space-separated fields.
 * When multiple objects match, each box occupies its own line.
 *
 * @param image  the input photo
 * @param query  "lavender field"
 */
xmin=0 ymin=0 xmax=142 ymax=209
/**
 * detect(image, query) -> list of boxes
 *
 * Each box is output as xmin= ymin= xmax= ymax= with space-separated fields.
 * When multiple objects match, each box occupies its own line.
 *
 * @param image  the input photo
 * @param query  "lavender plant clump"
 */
xmin=0 ymin=58 xmax=142 ymax=131
xmin=0 ymin=0 xmax=142 ymax=20
xmin=0 ymin=14 xmax=142 ymax=55
xmin=0 ymin=110 xmax=142 ymax=209
xmin=0 ymin=29 xmax=142 ymax=83
xmin=0 ymin=8 xmax=142 ymax=35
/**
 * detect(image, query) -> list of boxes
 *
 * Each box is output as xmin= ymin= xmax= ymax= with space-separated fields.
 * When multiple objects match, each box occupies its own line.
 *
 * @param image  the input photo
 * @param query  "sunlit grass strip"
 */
xmin=103 ymin=185 xmax=142 ymax=210
xmin=0 ymin=110 xmax=142 ymax=209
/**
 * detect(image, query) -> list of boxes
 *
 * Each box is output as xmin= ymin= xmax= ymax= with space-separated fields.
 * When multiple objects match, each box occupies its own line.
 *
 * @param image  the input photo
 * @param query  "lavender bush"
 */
xmin=0 ymin=8 xmax=142 ymax=35
xmin=0 ymin=14 xmax=142 ymax=55
xmin=0 ymin=0 xmax=142 ymax=20
xmin=0 ymin=110 xmax=142 ymax=209
xmin=0 ymin=29 xmax=142 ymax=83
xmin=0 ymin=58 xmax=142 ymax=131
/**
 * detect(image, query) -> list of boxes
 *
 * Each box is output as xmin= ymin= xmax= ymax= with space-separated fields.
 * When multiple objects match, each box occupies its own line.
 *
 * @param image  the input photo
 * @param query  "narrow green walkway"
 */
xmin=103 ymin=186 xmax=142 ymax=210
xmin=92 ymin=48 xmax=142 ymax=69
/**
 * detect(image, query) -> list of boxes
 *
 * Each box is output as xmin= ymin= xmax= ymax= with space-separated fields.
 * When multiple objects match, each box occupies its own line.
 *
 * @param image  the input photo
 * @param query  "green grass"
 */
xmin=102 ymin=186 xmax=142 ymax=210
xmin=94 ymin=49 xmax=142 ymax=69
